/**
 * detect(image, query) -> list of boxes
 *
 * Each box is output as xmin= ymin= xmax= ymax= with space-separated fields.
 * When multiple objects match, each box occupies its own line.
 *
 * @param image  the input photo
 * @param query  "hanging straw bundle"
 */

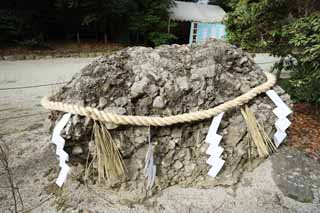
xmin=92 ymin=121 xmax=126 ymax=184
xmin=241 ymin=105 xmax=276 ymax=158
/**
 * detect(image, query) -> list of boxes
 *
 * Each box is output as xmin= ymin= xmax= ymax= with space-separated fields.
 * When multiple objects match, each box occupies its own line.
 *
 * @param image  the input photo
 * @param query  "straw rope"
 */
xmin=41 ymin=72 xmax=276 ymax=126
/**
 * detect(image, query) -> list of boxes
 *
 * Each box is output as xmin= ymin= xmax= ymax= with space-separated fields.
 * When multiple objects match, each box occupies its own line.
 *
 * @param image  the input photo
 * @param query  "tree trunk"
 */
xmin=95 ymin=23 xmax=98 ymax=42
xmin=104 ymin=33 xmax=107 ymax=45
xmin=76 ymin=32 xmax=80 ymax=44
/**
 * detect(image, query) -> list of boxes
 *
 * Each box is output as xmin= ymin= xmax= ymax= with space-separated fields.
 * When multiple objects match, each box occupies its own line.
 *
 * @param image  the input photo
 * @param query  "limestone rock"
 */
xmin=49 ymin=40 xmax=291 ymax=198
xmin=173 ymin=161 xmax=184 ymax=170
xmin=153 ymin=96 xmax=165 ymax=109
xmin=72 ymin=146 xmax=83 ymax=155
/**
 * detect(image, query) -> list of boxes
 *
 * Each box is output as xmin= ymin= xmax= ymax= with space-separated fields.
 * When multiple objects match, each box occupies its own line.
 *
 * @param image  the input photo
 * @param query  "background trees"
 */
xmin=0 ymin=0 xmax=55 ymax=48
xmin=0 ymin=0 xmax=175 ymax=47
xmin=225 ymin=0 xmax=320 ymax=108
xmin=1 ymin=0 xmax=320 ymax=106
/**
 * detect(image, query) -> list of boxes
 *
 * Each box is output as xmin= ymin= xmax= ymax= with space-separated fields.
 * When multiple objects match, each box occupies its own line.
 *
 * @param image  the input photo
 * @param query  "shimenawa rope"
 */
xmin=41 ymin=72 xmax=276 ymax=127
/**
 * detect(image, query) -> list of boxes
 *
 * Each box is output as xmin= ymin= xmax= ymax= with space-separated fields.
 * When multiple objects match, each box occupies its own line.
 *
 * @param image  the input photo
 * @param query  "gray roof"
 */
xmin=169 ymin=1 xmax=226 ymax=23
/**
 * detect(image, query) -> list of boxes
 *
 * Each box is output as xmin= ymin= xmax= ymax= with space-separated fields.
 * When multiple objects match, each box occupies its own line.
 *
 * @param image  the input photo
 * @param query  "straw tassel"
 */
xmin=241 ymin=105 xmax=276 ymax=158
xmin=93 ymin=121 xmax=126 ymax=184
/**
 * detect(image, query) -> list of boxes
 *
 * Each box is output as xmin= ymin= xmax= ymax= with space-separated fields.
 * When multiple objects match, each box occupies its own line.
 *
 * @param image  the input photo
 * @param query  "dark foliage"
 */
xmin=0 ymin=0 xmax=175 ymax=47
xmin=225 ymin=0 xmax=320 ymax=108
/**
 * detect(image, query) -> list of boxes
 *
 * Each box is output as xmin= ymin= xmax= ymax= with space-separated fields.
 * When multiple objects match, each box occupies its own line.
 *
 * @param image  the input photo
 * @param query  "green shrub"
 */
xmin=225 ymin=1 xmax=320 ymax=108
xmin=148 ymin=32 xmax=177 ymax=46
xmin=283 ymin=13 xmax=320 ymax=107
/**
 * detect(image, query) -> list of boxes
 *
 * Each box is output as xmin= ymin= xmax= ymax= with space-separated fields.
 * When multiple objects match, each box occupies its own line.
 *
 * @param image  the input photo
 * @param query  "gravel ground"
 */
xmin=0 ymin=58 xmax=93 ymax=135
xmin=0 ymin=57 xmax=319 ymax=213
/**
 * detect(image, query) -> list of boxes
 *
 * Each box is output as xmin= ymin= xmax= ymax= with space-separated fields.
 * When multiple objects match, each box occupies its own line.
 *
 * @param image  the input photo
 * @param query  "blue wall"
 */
xmin=190 ymin=22 xmax=226 ymax=44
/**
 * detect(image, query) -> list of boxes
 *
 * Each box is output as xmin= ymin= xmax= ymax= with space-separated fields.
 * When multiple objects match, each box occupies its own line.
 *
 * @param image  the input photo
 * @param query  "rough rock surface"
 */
xmin=49 ymin=40 xmax=290 ymax=199
xmin=272 ymin=147 xmax=320 ymax=203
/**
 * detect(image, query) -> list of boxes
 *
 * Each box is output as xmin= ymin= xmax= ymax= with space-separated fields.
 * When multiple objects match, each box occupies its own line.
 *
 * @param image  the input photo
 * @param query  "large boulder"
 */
xmin=49 ymin=40 xmax=290 ymax=198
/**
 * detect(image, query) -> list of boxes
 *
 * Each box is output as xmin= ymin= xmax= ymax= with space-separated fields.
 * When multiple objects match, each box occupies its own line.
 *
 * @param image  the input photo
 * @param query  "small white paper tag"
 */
xmin=205 ymin=112 xmax=225 ymax=177
xmin=144 ymin=127 xmax=156 ymax=189
xmin=205 ymin=134 xmax=222 ymax=146
xmin=56 ymin=164 xmax=70 ymax=187
xmin=274 ymin=130 xmax=287 ymax=147
xmin=206 ymin=153 xmax=224 ymax=166
xmin=273 ymin=106 xmax=292 ymax=119
xmin=208 ymin=158 xmax=225 ymax=177
xmin=52 ymin=113 xmax=72 ymax=136
xmin=266 ymin=90 xmax=292 ymax=118
xmin=275 ymin=118 xmax=291 ymax=131
xmin=206 ymin=145 xmax=224 ymax=158
xmin=266 ymin=90 xmax=288 ymax=107
xmin=51 ymin=113 xmax=71 ymax=187
xmin=205 ymin=112 xmax=224 ymax=144
xmin=266 ymin=89 xmax=292 ymax=147
xmin=58 ymin=151 xmax=69 ymax=167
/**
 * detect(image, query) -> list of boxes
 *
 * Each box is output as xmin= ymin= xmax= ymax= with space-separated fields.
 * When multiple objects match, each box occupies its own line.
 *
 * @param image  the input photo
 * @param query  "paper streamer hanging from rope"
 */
xmin=51 ymin=113 xmax=71 ymax=187
xmin=266 ymin=90 xmax=292 ymax=147
xmin=205 ymin=112 xmax=225 ymax=177
xmin=144 ymin=127 xmax=156 ymax=189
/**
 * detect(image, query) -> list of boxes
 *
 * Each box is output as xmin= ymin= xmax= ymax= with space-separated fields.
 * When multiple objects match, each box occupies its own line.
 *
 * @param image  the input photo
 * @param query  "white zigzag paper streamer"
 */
xmin=205 ymin=112 xmax=225 ymax=177
xmin=51 ymin=113 xmax=71 ymax=187
xmin=266 ymin=90 xmax=292 ymax=147
xmin=144 ymin=127 xmax=156 ymax=189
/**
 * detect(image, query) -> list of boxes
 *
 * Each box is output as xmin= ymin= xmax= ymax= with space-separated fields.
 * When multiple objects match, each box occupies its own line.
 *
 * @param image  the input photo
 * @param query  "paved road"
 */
xmin=253 ymin=53 xmax=279 ymax=71
xmin=0 ymin=58 xmax=94 ymax=134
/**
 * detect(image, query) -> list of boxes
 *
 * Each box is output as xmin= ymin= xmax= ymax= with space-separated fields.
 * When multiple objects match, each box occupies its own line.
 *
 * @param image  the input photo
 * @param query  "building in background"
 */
xmin=169 ymin=1 xmax=226 ymax=44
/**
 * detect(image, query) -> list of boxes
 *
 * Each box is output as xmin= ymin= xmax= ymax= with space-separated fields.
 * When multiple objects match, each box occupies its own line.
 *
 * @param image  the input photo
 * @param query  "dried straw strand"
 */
xmin=241 ymin=105 xmax=275 ymax=158
xmin=258 ymin=122 xmax=277 ymax=153
xmin=93 ymin=121 xmax=126 ymax=183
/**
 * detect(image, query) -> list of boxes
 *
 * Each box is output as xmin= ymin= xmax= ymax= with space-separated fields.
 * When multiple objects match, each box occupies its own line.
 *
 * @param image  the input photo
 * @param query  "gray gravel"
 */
xmin=1 ymin=127 xmax=320 ymax=212
xmin=0 ymin=58 xmax=94 ymax=135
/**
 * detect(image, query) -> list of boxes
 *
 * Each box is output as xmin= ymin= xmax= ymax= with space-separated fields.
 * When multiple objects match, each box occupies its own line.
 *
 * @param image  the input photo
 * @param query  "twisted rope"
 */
xmin=41 ymin=72 xmax=276 ymax=127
